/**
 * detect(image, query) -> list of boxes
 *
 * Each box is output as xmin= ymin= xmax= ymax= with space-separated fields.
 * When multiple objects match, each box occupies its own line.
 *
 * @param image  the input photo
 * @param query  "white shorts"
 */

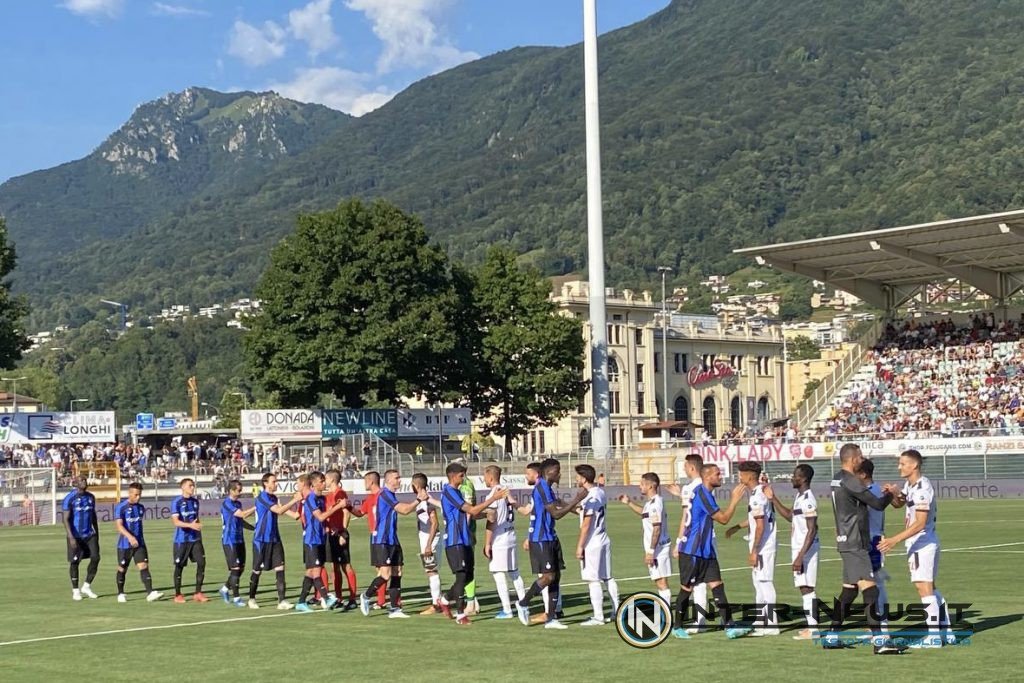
xmin=752 ymin=546 xmax=776 ymax=583
xmin=908 ymin=543 xmax=939 ymax=583
xmin=581 ymin=542 xmax=612 ymax=582
xmin=792 ymin=545 xmax=819 ymax=588
xmin=489 ymin=543 xmax=519 ymax=574
xmin=648 ymin=545 xmax=672 ymax=581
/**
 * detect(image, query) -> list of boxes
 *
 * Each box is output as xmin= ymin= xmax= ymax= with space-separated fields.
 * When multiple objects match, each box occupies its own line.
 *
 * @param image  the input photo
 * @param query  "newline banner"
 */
xmin=321 ymin=409 xmax=397 ymax=438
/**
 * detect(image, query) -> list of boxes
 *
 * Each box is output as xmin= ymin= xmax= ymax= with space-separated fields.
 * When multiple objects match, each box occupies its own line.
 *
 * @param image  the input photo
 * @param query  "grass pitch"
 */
xmin=0 ymin=498 xmax=1021 ymax=682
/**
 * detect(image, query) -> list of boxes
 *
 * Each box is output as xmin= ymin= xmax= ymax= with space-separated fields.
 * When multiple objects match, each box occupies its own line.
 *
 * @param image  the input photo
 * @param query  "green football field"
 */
xmin=1 ymin=497 xmax=1022 ymax=682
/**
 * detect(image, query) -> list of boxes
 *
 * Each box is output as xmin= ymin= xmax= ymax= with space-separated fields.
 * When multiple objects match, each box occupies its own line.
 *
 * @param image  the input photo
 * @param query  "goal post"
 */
xmin=0 ymin=467 xmax=58 ymax=526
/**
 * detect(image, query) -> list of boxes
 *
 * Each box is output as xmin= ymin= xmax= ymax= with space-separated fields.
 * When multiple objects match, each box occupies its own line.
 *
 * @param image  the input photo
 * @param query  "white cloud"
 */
xmin=344 ymin=0 xmax=478 ymax=74
xmin=268 ymin=66 xmax=394 ymax=116
xmin=288 ymin=0 xmax=338 ymax=57
xmin=61 ymin=0 xmax=123 ymax=18
xmin=152 ymin=2 xmax=210 ymax=17
xmin=227 ymin=19 xmax=287 ymax=67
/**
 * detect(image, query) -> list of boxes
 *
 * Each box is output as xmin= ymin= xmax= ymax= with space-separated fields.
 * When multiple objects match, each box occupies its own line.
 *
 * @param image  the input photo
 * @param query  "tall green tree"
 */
xmin=468 ymin=246 xmax=587 ymax=454
xmin=0 ymin=217 xmax=29 ymax=368
xmin=244 ymin=199 xmax=463 ymax=407
xmin=788 ymin=335 xmax=822 ymax=361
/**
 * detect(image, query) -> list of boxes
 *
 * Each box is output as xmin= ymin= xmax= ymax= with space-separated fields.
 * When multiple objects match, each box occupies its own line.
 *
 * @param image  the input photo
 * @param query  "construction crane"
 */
xmin=187 ymin=375 xmax=199 ymax=422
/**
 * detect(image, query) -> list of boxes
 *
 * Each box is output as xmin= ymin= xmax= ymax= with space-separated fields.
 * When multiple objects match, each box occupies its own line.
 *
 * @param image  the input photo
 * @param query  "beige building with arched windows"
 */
xmin=515 ymin=281 xmax=788 ymax=456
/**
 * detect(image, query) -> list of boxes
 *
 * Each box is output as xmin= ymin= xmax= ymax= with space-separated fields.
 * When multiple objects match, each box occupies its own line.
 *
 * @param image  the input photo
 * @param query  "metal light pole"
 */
xmin=70 ymin=398 xmax=90 ymax=412
xmin=584 ymin=0 xmax=610 ymax=459
xmin=658 ymin=266 xmax=672 ymax=424
xmin=229 ymin=391 xmax=249 ymax=409
xmin=2 ymin=376 xmax=27 ymax=413
xmin=201 ymin=402 xmax=219 ymax=420
xmin=101 ymin=299 xmax=128 ymax=331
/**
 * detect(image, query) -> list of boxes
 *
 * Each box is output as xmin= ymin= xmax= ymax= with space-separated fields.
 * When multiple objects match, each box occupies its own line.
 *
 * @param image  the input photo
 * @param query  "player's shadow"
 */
xmin=964 ymin=612 xmax=1023 ymax=634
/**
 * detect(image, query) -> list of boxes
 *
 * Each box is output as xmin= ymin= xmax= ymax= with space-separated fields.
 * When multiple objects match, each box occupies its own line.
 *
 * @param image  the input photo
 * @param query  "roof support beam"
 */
xmin=756 ymin=254 xmax=898 ymax=311
xmin=870 ymin=240 xmax=1005 ymax=299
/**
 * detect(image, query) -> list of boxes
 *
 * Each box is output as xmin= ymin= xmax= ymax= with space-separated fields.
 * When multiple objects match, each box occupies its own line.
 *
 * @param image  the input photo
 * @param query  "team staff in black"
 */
xmin=823 ymin=443 xmax=903 ymax=655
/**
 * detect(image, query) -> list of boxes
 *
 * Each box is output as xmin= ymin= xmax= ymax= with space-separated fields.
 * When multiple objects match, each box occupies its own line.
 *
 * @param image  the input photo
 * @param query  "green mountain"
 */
xmin=6 ymin=0 xmax=1024 ymax=327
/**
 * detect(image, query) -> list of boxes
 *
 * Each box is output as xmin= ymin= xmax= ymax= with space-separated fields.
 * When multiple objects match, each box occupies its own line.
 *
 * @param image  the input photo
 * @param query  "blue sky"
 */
xmin=0 ymin=0 xmax=670 ymax=183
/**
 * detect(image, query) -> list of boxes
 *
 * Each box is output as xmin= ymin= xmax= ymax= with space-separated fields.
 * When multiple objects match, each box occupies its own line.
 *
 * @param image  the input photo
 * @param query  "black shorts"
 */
xmin=253 ymin=541 xmax=286 ymax=571
xmin=370 ymin=543 xmax=404 ymax=568
xmin=223 ymin=542 xmax=246 ymax=571
xmin=678 ymin=553 xmax=722 ymax=586
xmin=326 ymin=532 xmax=351 ymax=565
xmin=304 ymin=543 xmax=327 ymax=569
xmin=117 ymin=545 xmax=149 ymax=567
xmin=529 ymin=540 xmax=565 ymax=575
xmin=445 ymin=544 xmax=475 ymax=575
xmin=67 ymin=535 xmax=100 ymax=563
xmin=173 ymin=540 xmax=206 ymax=567
xmin=840 ymin=549 xmax=875 ymax=584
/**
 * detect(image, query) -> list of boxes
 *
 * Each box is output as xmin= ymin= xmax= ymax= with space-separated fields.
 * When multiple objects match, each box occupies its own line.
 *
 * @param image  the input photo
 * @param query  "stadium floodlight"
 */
xmin=1 ymin=376 xmax=27 ymax=413
xmin=70 ymin=398 xmax=89 ymax=412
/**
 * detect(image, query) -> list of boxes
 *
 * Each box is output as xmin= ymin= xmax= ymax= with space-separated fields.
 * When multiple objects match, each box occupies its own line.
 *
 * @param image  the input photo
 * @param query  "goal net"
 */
xmin=0 ymin=468 xmax=58 ymax=526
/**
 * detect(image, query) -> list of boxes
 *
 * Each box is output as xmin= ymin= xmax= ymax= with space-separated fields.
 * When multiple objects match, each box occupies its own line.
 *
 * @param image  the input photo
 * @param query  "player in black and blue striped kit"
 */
xmin=171 ymin=478 xmax=207 ymax=603
xmin=114 ymin=481 xmax=162 ymax=603
xmin=62 ymin=476 xmax=100 ymax=601
xmin=219 ymin=480 xmax=255 ymax=607
xmin=437 ymin=462 xmax=507 ymax=625
xmin=515 ymin=458 xmax=587 ymax=630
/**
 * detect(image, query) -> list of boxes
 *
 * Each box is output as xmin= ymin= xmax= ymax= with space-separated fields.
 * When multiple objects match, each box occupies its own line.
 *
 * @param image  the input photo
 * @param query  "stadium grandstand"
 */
xmin=735 ymin=209 xmax=1024 ymax=443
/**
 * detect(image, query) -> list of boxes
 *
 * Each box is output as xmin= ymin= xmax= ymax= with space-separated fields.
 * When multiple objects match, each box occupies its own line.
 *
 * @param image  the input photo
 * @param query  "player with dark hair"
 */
xmin=435 ymin=462 xmax=506 ymax=624
xmin=63 ymin=475 xmax=100 ymax=601
xmin=665 ymin=453 xmax=709 ymax=633
xmin=114 ymin=482 xmax=162 ymax=603
xmin=171 ymin=478 xmax=207 ymax=603
xmin=855 ymin=458 xmax=890 ymax=634
xmin=515 ymin=458 xmax=587 ymax=629
xmin=359 ymin=469 xmax=424 ymax=618
xmin=296 ymin=471 xmax=348 ymax=611
xmin=411 ymin=472 xmax=444 ymax=615
xmin=219 ymin=479 xmax=255 ymax=607
xmin=726 ymin=461 xmax=778 ymax=636
xmin=672 ymin=464 xmax=750 ymax=640
xmin=822 ymin=443 xmax=903 ymax=654
xmin=325 ymin=469 xmax=358 ymax=610
xmin=349 ymin=471 xmax=388 ymax=610
xmin=880 ymin=449 xmax=954 ymax=648
xmin=483 ymin=464 xmax=526 ymax=619
xmin=766 ymin=464 xmax=819 ymax=639
xmin=575 ymin=463 xmax=619 ymax=626
xmin=247 ymin=473 xmax=302 ymax=610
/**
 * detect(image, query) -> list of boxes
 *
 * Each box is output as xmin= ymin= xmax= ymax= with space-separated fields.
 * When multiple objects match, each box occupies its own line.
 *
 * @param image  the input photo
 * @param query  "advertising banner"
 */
xmin=0 ymin=411 xmax=117 ymax=444
xmin=321 ymin=409 xmax=397 ymax=438
xmin=241 ymin=409 xmax=322 ymax=440
xmin=397 ymin=407 xmax=472 ymax=437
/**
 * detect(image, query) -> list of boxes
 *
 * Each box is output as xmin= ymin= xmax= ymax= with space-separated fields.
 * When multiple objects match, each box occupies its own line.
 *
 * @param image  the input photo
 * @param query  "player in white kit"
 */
xmin=856 ymin=458 xmax=890 ymax=634
xmin=766 ymin=464 xmax=820 ymax=640
xmin=619 ymin=472 xmax=672 ymax=606
xmin=726 ymin=461 xmax=778 ymax=636
xmin=879 ymin=449 xmax=954 ymax=648
xmin=410 ymin=473 xmax=444 ymax=615
xmin=665 ymin=453 xmax=710 ymax=633
xmin=483 ymin=465 xmax=527 ymax=619
xmin=575 ymin=464 xmax=620 ymax=626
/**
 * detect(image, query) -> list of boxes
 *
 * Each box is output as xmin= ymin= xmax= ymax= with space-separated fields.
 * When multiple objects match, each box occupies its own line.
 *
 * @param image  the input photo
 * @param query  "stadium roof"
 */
xmin=733 ymin=210 xmax=1024 ymax=310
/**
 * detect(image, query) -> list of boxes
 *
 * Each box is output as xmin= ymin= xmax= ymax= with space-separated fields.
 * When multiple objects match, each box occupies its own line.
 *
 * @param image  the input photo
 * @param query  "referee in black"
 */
xmin=824 ymin=443 xmax=904 ymax=654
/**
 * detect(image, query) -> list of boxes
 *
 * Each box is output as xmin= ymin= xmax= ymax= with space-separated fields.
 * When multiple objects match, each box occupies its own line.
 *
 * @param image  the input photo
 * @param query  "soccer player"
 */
xmin=247 ymin=473 xmax=303 ymax=610
xmin=171 ymin=478 xmax=208 ymax=603
xmin=219 ymin=480 xmax=255 ymax=607
xmin=437 ymin=462 xmax=507 ymax=624
xmin=856 ymin=458 xmax=890 ymax=633
xmin=411 ymin=473 xmax=444 ymax=615
xmin=822 ymin=443 xmax=902 ymax=654
xmin=359 ymin=469 xmax=424 ymax=618
xmin=879 ymin=449 xmax=954 ymax=648
xmin=349 ymin=471 xmax=388 ymax=610
xmin=519 ymin=461 xmax=561 ymax=622
xmin=63 ymin=475 xmax=100 ymax=601
xmin=296 ymin=471 xmax=349 ymax=611
xmin=672 ymin=464 xmax=751 ymax=640
xmin=575 ymin=463 xmax=620 ymax=626
xmin=766 ymin=464 xmax=820 ymax=640
xmin=325 ymin=469 xmax=358 ymax=611
xmin=618 ymin=472 xmax=672 ymax=607
xmin=113 ymin=482 xmax=162 ymax=603
xmin=483 ymin=464 xmax=526 ymax=619
xmin=725 ymin=461 xmax=779 ymax=636
xmin=665 ymin=453 xmax=710 ymax=633
xmin=457 ymin=460 xmax=481 ymax=615
xmin=515 ymin=458 xmax=588 ymax=629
